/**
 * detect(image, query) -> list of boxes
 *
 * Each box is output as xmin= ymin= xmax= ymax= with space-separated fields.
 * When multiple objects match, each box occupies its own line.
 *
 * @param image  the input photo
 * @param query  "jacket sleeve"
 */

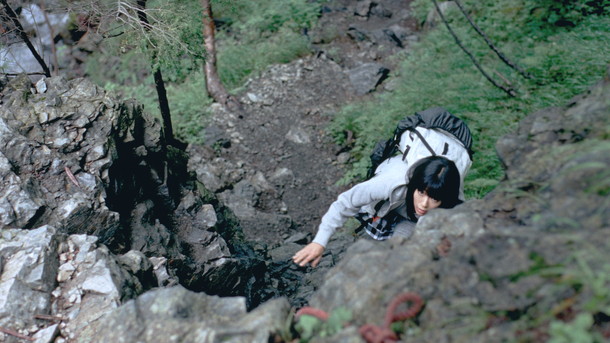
xmin=312 ymin=171 xmax=402 ymax=247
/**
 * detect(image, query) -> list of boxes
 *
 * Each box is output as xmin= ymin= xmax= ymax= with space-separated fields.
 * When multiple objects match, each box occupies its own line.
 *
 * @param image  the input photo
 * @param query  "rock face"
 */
xmin=0 ymin=76 xmax=264 ymax=341
xmin=305 ymin=74 xmax=610 ymax=341
xmin=0 ymin=226 xmax=58 ymax=331
xmin=0 ymin=44 xmax=608 ymax=343
xmin=52 ymin=233 xmax=154 ymax=341
xmin=77 ymin=286 xmax=291 ymax=343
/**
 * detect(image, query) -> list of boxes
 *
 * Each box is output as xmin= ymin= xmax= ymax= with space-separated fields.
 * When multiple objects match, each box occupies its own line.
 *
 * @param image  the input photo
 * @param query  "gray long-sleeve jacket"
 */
xmin=312 ymin=155 xmax=410 ymax=247
xmin=312 ymin=127 xmax=471 ymax=247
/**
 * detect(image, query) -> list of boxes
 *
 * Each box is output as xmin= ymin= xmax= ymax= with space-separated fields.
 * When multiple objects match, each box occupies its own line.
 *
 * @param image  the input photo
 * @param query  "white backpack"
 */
xmin=368 ymin=107 xmax=473 ymax=200
xmin=396 ymin=127 xmax=471 ymax=200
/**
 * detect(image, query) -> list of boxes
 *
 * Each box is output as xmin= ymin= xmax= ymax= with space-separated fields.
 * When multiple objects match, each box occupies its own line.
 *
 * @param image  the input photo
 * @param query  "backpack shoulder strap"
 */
xmin=403 ymin=127 xmax=436 ymax=158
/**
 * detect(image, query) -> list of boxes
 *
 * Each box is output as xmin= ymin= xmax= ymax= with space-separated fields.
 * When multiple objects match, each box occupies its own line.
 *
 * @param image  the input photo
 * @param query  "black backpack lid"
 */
xmin=395 ymin=107 xmax=473 ymax=156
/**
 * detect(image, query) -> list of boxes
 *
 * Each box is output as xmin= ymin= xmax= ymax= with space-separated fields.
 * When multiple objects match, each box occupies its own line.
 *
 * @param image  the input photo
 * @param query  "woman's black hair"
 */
xmin=406 ymin=156 xmax=462 ymax=221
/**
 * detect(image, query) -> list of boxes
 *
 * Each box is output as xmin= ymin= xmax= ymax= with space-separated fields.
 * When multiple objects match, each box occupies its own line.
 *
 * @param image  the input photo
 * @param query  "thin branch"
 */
xmin=34 ymin=314 xmax=65 ymax=321
xmin=492 ymin=68 xmax=513 ymax=88
xmin=0 ymin=326 xmax=34 ymax=341
xmin=431 ymin=0 xmax=516 ymax=97
xmin=114 ymin=0 xmax=195 ymax=56
xmin=1 ymin=72 xmax=48 ymax=76
xmin=0 ymin=0 xmax=51 ymax=77
xmin=102 ymin=31 xmax=124 ymax=39
xmin=453 ymin=0 xmax=531 ymax=79
xmin=39 ymin=1 xmax=59 ymax=76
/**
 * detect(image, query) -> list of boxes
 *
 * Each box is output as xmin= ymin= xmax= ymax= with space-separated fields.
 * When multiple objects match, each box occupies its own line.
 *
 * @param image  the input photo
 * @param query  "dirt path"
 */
xmin=205 ymin=56 xmax=353 ymax=245
xmin=203 ymin=0 xmax=419 ymax=247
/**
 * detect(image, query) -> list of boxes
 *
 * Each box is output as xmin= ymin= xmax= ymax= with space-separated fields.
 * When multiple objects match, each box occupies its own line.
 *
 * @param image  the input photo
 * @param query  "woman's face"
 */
xmin=413 ymin=189 xmax=441 ymax=216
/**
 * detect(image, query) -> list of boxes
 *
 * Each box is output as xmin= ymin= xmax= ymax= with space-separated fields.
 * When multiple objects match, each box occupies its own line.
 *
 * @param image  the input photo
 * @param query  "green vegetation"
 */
xmin=294 ymin=307 xmax=352 ymax=342
xmin=84 ymin=0 xmax=609 ymax=197
xmin=213 ymin=0 xmax=320 ymax=89
xmin=85 ymin=0 xmax=319 ymax=144
xmin=523 ymin=248 xmax=610 ymax=342
xmin=328 ymin=0 xmax=610 ymax=198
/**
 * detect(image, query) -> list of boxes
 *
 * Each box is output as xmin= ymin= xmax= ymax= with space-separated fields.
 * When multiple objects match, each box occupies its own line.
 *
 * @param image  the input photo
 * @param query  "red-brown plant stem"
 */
xmin=200 ymin=0 xmax=229 ymax=105
xmin=0 ymin=326 xmax=34 ymax=341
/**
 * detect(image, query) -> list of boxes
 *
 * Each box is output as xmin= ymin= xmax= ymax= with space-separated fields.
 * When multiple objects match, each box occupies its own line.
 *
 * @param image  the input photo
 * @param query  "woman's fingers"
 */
xmin=292 ymin=243 xmax=324 ymax=267
xmin=292 ymin=251 xmax=308 ymax=265
xmin=293 ymin=249 xmax=314 ymax=266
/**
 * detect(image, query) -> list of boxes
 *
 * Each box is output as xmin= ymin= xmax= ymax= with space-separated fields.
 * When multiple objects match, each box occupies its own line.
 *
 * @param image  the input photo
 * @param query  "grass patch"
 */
xmin=217 ymin=27 xmax=312 ymax=90
xmin=328 ymin=0 xmax=610 ymax=198
xmin=214 ymin=0 xmax=320 ymax=89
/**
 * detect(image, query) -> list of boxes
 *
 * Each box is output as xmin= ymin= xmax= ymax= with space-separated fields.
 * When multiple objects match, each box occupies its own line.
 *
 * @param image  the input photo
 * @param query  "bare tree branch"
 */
xmin=431 ymin=0 xmax=516 ymax=97
xmin=114 ymin=0 xmax=195 ymax=56
xmin=0 ymin=0 xmax=51 ymax=77
xmin=1 ymin=72 xmax=48 ymax=76
xmin=453 ymin=0 xmax=531 ymax=80
xmin=0 ymin=326 xmax=34 ymax=341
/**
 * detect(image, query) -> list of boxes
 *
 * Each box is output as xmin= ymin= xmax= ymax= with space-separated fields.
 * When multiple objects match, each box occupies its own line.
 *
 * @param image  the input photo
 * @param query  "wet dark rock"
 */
xmin=347 ymin=26 xmax=370 ymax=42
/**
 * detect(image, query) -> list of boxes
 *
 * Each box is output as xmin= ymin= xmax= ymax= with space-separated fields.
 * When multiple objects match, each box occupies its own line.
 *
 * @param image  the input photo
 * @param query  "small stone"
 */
xmin=35 ymin=78 xmax=47 ymax=93
xmin=68 ymin=293 xmax=79 ymax=303
xmin=57 ymin=262 xmax=76 ymax=282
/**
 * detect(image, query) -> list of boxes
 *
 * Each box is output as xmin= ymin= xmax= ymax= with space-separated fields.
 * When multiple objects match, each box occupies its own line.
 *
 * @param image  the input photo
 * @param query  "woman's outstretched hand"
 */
xmin=292 ymin=242 xmax=324 ymax=267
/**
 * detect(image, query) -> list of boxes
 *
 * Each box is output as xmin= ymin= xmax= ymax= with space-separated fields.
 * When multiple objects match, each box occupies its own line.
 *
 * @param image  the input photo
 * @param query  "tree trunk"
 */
xmin=200 ymin=0 xmax=229 ymax=105
xmin=153 ymin=68 xmax=174 ymax=143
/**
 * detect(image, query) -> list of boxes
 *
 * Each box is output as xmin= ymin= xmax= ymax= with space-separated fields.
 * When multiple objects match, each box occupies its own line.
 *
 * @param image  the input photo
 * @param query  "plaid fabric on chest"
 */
xmin=355 ymin=210 xmax=403 ymax=240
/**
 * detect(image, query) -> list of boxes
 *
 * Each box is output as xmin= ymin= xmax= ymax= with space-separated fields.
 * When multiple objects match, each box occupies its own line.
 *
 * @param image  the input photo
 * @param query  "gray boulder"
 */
xmin=0 ymin=227 xmax=153 ymax=342
xmin=52 ymin=234 xmax=154 ymax=341
xmin=347 ymin=63 xmax=390 ymax=95
xmin=304 ymin=71 xmax=610 ymax=341
xmin=0 ymin=226 xmax=59 ymax=336
xmin=77 ymin=286 xmax=291 ymax=343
